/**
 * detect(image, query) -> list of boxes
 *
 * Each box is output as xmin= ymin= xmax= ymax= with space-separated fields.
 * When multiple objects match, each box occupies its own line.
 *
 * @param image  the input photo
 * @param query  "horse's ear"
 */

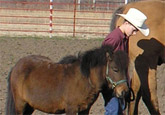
xmin=106 ymin=52 xmax=112 ymax=61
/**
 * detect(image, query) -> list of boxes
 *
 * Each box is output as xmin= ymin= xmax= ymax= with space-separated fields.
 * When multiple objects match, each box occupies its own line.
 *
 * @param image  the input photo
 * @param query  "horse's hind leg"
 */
xmin=23 ymin=103 xmax=34 ymax=115
xmin=13 ymin=99 xmax=26 ymax=114
xmin=14 ymin=94 xmax=34 ymax=114
xmin=141 ymin=70 xmax=160 ymax=114
xmin=15 ymin=99 xmax=34 ymax=115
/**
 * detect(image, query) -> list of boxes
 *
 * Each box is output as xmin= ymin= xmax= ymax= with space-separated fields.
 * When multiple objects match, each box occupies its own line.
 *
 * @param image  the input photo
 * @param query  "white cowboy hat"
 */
xmin=117 ymin=8 xmax=149 ymax=36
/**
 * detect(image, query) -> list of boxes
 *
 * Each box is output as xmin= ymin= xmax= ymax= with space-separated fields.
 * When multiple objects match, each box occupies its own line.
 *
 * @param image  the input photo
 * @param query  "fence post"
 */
xmin=49 ymin=0 xmax=53 ymax=38
xmin=125 ymin=0 xmax=128 ymax=4
xmin=78 ymin=0 xmax=81 ymax=10
xmin=92 ymin=0 xmax=96 ymax=9
xmin=73 ymin=0 xmax=77 ymax=37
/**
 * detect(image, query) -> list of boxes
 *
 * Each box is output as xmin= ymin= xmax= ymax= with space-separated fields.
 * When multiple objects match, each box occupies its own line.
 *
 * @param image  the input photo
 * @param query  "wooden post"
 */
xmin=49 ymin=0 xmax=53 ymax=38
xmin=78 ymin=0 xmax=81 ymax=10
xmin=125 ymin=0 xmax=128 ymax=4
xmin=73 ymin=0 xmax=77 ymax=37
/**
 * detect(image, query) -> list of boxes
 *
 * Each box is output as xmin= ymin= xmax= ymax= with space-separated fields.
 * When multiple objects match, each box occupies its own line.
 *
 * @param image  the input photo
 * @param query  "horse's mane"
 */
xmin=58 ymin=45 xmax=128 ymax=78
xmin=80 ymin=45 xmax=113 ymax=77
xmin=58 ymin=55 xmax=79 ymax=64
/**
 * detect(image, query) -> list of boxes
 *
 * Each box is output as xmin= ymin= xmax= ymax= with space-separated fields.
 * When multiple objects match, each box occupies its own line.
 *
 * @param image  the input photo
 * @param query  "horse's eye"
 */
xmin=112 ymin=67 xmax=119 ymax=72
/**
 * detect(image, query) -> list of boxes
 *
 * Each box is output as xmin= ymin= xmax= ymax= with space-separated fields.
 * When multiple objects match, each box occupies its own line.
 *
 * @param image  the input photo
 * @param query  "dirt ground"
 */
xmin=0 ymin=37 xmax=164 ymax=115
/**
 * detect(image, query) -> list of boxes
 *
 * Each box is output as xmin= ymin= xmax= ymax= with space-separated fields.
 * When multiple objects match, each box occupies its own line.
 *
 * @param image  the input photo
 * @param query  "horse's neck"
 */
xmin=89 ymin=66 xmax=106 ymax=91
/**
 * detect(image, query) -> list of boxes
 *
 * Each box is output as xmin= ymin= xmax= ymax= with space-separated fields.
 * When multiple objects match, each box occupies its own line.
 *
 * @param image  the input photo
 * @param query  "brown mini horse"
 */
xmin=102 ymin=1 xmax=165 ymax=115
xmin=6 ymin=45 xmax=129 ymax=115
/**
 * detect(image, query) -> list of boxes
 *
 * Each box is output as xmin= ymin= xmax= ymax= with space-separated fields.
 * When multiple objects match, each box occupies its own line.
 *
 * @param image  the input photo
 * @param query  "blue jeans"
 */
xmin=105 ymin=97 xmax=124 ymax=115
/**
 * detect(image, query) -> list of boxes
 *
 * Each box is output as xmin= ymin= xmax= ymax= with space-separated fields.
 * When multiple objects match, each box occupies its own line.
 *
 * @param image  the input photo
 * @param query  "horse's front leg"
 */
xmin=128 ymin=70 xmax=141 ymax=115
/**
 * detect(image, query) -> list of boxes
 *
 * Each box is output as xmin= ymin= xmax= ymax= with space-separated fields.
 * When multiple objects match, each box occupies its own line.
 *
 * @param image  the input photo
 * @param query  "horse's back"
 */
xmin=10 ymin=55 xmax=76 ymax=88
xmin=10 ymin=55 xmax=52 ymax=80
xmin=9 ymin=55 xmax=52 ymax=94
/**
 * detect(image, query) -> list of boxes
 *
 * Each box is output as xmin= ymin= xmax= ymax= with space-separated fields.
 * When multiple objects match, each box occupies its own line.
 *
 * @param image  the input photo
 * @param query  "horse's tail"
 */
xmin=110 ymin=5 xmax=125 ymax=32
xmin=5 ymin=68 xmax=17 ymax=115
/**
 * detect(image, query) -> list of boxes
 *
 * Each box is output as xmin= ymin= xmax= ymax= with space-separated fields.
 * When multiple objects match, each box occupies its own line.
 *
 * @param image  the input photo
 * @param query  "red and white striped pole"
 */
xmin=49 ymin=0 xmax=53 ymax=38
xmin=125 ymin=0 xmax=128 ymax=4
